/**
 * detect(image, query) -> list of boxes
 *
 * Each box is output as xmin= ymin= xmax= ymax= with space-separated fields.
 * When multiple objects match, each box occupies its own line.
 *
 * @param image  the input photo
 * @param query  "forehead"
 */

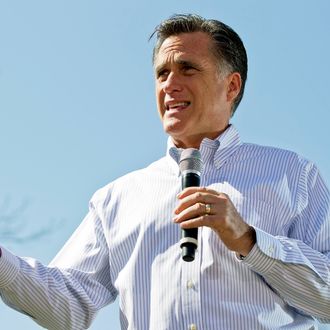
xmin=154 ymin=32 xmax=215 ymax=67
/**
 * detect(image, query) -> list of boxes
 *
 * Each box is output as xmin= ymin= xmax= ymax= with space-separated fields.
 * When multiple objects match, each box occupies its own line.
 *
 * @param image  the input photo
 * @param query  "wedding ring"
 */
xmin=205 ymin=203 xmax=211 ymax=215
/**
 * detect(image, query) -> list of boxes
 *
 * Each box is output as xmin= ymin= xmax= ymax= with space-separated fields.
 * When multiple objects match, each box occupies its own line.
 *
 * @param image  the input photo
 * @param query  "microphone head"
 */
xmin=179 ymin=148 xmax=203 ymax=174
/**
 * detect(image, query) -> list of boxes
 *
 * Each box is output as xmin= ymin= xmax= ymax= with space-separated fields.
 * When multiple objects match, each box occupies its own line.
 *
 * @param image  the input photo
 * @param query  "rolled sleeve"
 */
xmin=0 ymin=247 xmax=20 ymax=288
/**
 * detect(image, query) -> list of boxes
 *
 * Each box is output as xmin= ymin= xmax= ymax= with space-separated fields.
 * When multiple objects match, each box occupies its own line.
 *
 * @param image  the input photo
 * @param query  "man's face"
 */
xmin=154 ymin=31 xmax=236 ymax=148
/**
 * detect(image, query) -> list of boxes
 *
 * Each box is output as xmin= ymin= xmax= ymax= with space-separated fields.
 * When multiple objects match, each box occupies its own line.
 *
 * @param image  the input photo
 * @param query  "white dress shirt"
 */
xmin=0 ymin=125 xmax=329 ymax=329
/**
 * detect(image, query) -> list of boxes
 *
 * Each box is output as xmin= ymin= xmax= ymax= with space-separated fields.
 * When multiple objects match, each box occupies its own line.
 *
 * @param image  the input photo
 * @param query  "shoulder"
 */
xmin=90 ymin=156 xmax=172 ymax=205
xmin=237 ymin=142 xmax=312 ymax=167
xmin=228 ymin=142 xmax=318 ymax=186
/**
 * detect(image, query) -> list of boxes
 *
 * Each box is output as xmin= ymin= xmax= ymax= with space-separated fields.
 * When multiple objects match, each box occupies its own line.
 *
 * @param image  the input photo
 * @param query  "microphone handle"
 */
xmin=180 ymin=172 xmax=200 ymax=262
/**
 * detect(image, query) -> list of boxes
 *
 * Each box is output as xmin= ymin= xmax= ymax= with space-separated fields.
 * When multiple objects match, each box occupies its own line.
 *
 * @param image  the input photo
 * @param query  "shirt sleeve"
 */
xmin=0 ymin=197 xmax=117 ymax=330
xmin=242 ymin=163 xmax=330 ymax=323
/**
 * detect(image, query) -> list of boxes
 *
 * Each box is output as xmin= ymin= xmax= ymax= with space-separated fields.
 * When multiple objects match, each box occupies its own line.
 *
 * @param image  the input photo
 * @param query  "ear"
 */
xmin=226 ymin=72 xmax=242 ymax=103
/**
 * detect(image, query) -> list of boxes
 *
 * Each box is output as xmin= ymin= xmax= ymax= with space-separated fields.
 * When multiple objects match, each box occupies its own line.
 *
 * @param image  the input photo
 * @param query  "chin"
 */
xmin=164 ymin=122 xmax=185 ymax=137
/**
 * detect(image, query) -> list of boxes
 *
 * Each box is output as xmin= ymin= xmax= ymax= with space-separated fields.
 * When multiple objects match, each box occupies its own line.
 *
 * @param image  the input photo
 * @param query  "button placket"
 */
xmin=181 ymin=240 xmax=202 ymax=330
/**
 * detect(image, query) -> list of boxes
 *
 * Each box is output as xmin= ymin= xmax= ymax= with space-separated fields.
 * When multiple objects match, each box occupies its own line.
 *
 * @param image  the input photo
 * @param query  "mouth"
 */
xmin=165 ymin=101 xmax=191 ymax=111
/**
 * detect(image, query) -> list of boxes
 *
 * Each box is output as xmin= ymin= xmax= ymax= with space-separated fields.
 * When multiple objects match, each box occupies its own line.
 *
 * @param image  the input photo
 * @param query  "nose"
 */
xmin=162 ymin=72 xmax=183 ymax=94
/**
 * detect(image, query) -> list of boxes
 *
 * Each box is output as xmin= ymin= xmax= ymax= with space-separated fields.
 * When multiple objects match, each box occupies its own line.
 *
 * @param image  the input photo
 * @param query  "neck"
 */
xmin=171 ymin=125 xmax=230 ymax=149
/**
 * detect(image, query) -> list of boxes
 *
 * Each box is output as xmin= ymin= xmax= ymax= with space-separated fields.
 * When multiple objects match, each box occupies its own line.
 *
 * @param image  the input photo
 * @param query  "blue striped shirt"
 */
xmin=0 ymin=125 xmax=329 ymax=329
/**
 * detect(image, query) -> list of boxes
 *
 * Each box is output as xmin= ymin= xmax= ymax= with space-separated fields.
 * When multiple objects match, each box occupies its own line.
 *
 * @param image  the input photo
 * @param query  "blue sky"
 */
xmin=0 ymin=1 xmax=329 ymax=329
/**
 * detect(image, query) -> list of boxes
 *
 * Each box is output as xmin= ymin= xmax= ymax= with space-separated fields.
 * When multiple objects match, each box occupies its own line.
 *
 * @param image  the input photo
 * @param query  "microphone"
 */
xmin=179 ymin=148 xmax=203 ymax=262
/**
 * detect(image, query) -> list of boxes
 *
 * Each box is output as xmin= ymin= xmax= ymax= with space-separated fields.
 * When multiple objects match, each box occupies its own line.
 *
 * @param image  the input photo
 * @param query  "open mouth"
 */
xmin=165 ymin=101 xmax=191 ymax=111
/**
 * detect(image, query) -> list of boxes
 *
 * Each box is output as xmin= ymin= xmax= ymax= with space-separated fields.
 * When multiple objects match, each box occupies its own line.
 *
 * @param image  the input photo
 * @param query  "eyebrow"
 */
xmin=155 ymin=59 xmax=202 ymax=74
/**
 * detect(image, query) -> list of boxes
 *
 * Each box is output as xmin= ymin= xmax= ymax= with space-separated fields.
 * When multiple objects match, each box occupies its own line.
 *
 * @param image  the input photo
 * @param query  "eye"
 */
xmin=182 ymin=65 xmax=197 ymax=75
xmin=156 ymin=69 xmax=169 ymax=81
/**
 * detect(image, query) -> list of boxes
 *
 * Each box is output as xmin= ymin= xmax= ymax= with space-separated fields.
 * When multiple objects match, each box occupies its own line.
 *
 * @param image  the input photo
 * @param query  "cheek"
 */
xmin=156 ymin=88 xmax=165 ymax=117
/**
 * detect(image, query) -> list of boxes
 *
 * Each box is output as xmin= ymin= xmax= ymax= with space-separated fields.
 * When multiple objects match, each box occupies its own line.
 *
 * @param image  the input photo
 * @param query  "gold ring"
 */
xmin=205 ymin=203 xmax=211 ymax=215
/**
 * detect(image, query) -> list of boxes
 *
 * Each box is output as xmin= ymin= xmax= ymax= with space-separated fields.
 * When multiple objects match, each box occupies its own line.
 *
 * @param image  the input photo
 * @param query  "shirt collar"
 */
xmin=166 ymin=125 xmax=242 ymax=174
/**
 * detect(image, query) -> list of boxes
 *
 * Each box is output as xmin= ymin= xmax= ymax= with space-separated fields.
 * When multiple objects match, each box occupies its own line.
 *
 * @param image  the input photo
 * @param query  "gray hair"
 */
xmin=150 ymin=14 xmax=248 ymax=115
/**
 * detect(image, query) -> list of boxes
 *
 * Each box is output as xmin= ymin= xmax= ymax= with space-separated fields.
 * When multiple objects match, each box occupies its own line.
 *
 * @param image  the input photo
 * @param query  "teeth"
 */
xmin=167 ymin=101 xmax=190 ymax=109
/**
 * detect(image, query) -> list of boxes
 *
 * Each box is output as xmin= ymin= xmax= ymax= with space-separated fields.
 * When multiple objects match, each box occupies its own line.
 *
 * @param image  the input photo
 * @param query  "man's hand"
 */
xmin=173 ymin=187 xmax=256 ymax=257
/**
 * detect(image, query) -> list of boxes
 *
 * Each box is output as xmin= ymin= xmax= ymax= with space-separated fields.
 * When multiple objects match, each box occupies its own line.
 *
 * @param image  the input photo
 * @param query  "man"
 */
xmin=0 ymin=14 xmax=329 ymax=329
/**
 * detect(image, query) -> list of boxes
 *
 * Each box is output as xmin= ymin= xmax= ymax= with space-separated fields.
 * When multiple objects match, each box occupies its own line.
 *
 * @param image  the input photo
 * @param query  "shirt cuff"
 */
xmin=238 ymin=228 xmax=283 ymax=275
xmin=0 ymin=246 xmax=20 ymax=288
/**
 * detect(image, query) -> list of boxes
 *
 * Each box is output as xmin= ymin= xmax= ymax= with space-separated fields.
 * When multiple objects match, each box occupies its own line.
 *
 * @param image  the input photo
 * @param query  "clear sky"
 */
xmin=0 ymin=1 xmax=329 ymax=329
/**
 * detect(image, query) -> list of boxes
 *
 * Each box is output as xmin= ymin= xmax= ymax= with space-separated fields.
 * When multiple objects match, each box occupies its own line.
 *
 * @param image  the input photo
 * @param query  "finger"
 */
xmin=173 ymin=202 xmax=208 ymax=223
xmin=175 ymin=191 xmax=219 ymax=215
xmin=177 ymin=186 xmax=220 ymax=199
xmin=179 ymin=214 xmax=217 ymax=229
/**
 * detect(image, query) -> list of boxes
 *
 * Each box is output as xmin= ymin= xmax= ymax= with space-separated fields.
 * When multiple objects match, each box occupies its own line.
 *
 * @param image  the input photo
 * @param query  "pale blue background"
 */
xmin=1 ymin=1 xmax=329 ymax=329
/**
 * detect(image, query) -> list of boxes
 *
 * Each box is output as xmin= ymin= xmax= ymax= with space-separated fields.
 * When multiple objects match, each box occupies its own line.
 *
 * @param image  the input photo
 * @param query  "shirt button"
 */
xmin=268 ymin=246 xmax=274 ymax=255
xmin=186 ymin=280 xmax=194 ymax=289
xmin=189 ymin=324 xmax=197 ymax=330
